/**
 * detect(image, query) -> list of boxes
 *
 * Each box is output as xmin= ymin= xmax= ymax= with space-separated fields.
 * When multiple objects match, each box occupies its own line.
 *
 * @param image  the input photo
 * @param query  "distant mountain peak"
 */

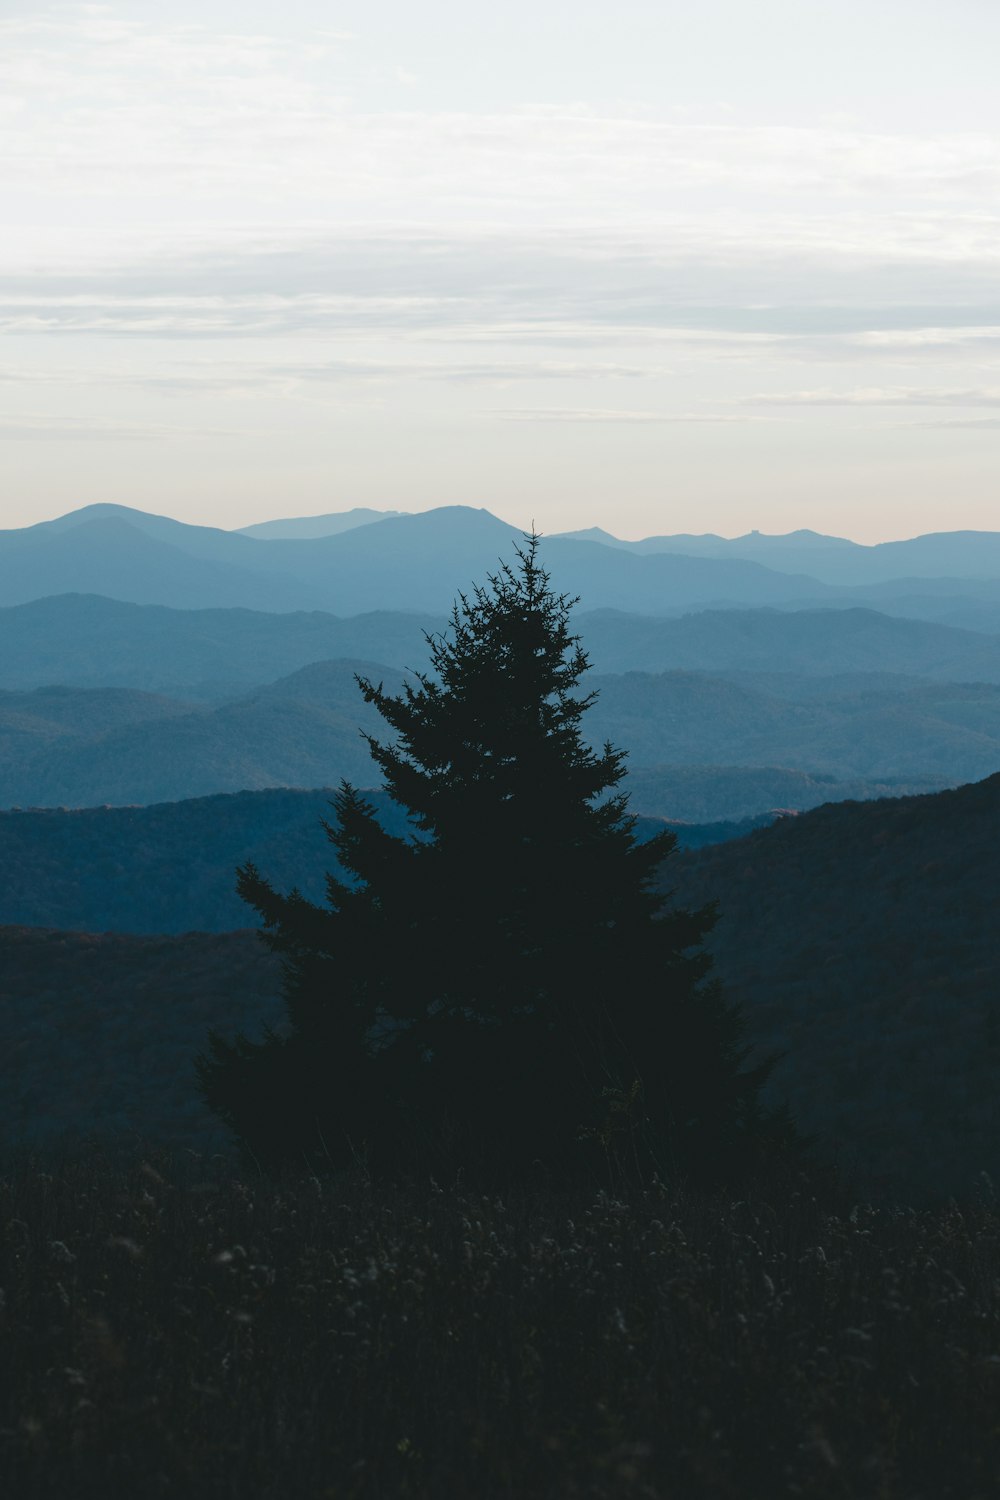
xmin=236 ymin=508 xmax=403 ymax=541
xmin=33 ymin=502 xmax=167 ymax=531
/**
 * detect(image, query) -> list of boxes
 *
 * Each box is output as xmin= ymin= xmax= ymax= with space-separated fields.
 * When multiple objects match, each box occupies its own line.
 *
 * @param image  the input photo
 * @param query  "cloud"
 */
xmin=139 ymin=358 xmax=657 ymax=393
xmin=492 ymin=408 xmax=775 ymax=423
xmin=744 ymin=387 xmax=1000 ymax=407
xmin=0 ymin=414 xmax=243 ymax=440
xmin=886 ymin=416 xmax=1000 ymax=430
xmin=4 ymin=213 xmax=1000 ymax=359
xmin=848 ymin=326 xmax=1000 ymax=349
xmin=5 ymin=8 xmax=1000 ymax=231
xmin=0 ymin=292 xmax=474 ymax=338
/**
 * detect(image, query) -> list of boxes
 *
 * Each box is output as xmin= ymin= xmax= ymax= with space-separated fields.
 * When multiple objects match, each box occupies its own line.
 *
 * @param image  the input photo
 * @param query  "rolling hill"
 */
xmin=0 ymin=926 xmax=281 ymax=1152
xmin=670 ymin=771 xmax=1000 ymax=1200
xmin=0 ymin=662 xmax=401 ymax=808
xmin=580 ymin=606 xmax=1000 ymax=679
xmin=622 ymin=764 xmax=939 ymax=822
xmin=0 ymin=787 xmax=771 ymax=935
xmin=3 ymin=774 xmax=999 ymax=1199
xmin=0 ymin=662 xmax=988 ymax=810
xmin=5 ymin=594 xmax=1000 ymax=699
xmin=0 ymin=504 xmax=841 ymax=614
xmin=9 ymin=505 xmax=1000 ymax=623
xmin=0 ymin=593 xmax=443 ymax=695
xmin=558 ymin=524 xmax=1000 ymax=586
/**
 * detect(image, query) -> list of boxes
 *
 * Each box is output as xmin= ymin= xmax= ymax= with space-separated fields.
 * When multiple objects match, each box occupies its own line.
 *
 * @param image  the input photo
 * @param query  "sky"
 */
xmin=3 ymin=0 xmax=1000 ymax=541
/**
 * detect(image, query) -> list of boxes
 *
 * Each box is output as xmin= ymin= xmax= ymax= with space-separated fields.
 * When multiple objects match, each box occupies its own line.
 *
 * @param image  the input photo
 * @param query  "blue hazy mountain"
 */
xmin=0 ymin=593 xmax=445 ymax=695
xmin=556 ymin=523 xmax=1000 ymax=586
xmin=0 ymin=512 xmax=316 ymax=611
xmin=0 ymin=660 xmax=400 ymax=808
xmin=236 ymin=507 xmax=402 ymax=538
xmin=8 ymin=503 xmax=1000 ymax=620
xmin=1 ymin=661 xmax=983 ymax=810
xmin=0 ymin=503 xmax=842 ymax=614
xmin=5 ymin=595 xmax=1000 ymax=697
xmin=579 ymin=606 xmax=1000 ymax=678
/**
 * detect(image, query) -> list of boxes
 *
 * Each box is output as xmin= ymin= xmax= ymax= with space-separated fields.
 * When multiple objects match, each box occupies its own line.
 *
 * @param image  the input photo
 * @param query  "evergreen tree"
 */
xmin=199 ymin=536 xmax=780 ymax=1182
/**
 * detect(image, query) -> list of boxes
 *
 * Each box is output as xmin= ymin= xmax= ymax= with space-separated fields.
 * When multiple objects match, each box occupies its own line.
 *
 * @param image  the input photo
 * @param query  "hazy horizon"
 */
xmin=12 ymin=496 xmax=1000 ymax=548
xmin=4 ymin=0 xmax=1000 ymax=542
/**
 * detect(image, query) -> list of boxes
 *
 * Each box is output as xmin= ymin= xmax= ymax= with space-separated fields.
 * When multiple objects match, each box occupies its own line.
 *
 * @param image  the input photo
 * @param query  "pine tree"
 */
xmin=199 ymin=536 xmax=781 ymax=1182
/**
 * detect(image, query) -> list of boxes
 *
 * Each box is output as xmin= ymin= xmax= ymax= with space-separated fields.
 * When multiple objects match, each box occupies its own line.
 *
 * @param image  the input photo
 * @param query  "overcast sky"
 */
xmin=3 ymin=0 xmax=1000 ymax=540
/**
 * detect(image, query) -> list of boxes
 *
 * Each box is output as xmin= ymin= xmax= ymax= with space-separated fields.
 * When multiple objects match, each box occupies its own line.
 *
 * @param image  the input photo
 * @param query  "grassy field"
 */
xmin=3 ymin=1154 xmax=999 ymax=1498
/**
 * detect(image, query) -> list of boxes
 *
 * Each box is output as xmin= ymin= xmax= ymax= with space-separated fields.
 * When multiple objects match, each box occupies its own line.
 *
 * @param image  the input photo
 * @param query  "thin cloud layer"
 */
xmin=4 ymin=3 xmax=1000 ymax=538
xmin=495 ymin=409 xmax=775 ymax=424
xmin=746 ymin=388 xmax=1000 ymax=408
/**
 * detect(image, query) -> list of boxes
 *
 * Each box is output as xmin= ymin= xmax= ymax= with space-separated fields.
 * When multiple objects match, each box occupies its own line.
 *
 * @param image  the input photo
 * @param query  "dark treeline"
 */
xmin=675 ymin=771 xmax=1000 ymax=1200
xmin=0 ymin=927 xmax=280 ymax=1155
xmin=0 ymin=789 xmax=773 ymax=934
xmin=5 ymin=777 xmax=999 ymax=1198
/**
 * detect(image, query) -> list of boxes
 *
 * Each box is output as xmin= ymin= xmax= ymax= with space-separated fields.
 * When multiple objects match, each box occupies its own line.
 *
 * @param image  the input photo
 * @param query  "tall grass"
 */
xmin=2 ymin=1154 xmax=998 ymax=1498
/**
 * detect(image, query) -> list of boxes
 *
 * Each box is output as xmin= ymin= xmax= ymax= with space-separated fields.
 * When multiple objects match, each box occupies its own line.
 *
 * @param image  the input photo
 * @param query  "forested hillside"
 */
xmin=672 ymin=772 xmax=1000 ymax=1200
xmin=3 ymin=776 xmax=999 ymax=1199
xmin=586 ymin=672 xmax=1000 ymax=782
xmin=582 ymin=605 xmax=1000 ymax=678
xmin=6 ymin=594 xmax=1000 ymax=694
xmin=0 ymin=594 xmax=443 ymax=694
xmin=1 ymin=664 xmax=980 ymax=809
xmin=0 ymin=928 xmax=280 ymax=1153
xmin=0 ymin=787 xmax=771 ymax=933
xmin=624 ymin=764 xmax=940 ymax=822
xmin=0 ymin=662 xmax=399 ymax=808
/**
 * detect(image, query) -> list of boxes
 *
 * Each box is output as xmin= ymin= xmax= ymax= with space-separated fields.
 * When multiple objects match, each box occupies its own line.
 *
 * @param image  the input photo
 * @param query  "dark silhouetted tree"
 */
xmin=199 ymin=536 xmax=781 ymax=1182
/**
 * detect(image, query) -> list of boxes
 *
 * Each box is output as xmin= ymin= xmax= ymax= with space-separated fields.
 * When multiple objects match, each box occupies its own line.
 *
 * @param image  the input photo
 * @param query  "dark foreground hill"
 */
xmin=0 ymin=787 xmax=772 ymax=934
xmin=4 ymin=1166 xmax=998 ymax=1500
xmin=671 ymin=772 xmax=1000 ymax=1201
xmin=0 ymin=928 xmax=279 ymax=1152
xmin=3 ymin=777 xmax=1000 ymax=1201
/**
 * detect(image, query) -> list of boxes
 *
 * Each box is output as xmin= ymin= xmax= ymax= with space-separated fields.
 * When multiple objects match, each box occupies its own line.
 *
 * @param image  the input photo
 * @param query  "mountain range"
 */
xmin=6 ymin=503 xmax=1000 ymax=624
xmin=559 ymin=524 xmax=1000 ymax=586
xmin=1 ymin=659 xmax=981 ymax=811
xmin=0 ymin=504 xmax=825 ymax=616
xmin=5 ymin=594 xmax=1000 ymax=699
